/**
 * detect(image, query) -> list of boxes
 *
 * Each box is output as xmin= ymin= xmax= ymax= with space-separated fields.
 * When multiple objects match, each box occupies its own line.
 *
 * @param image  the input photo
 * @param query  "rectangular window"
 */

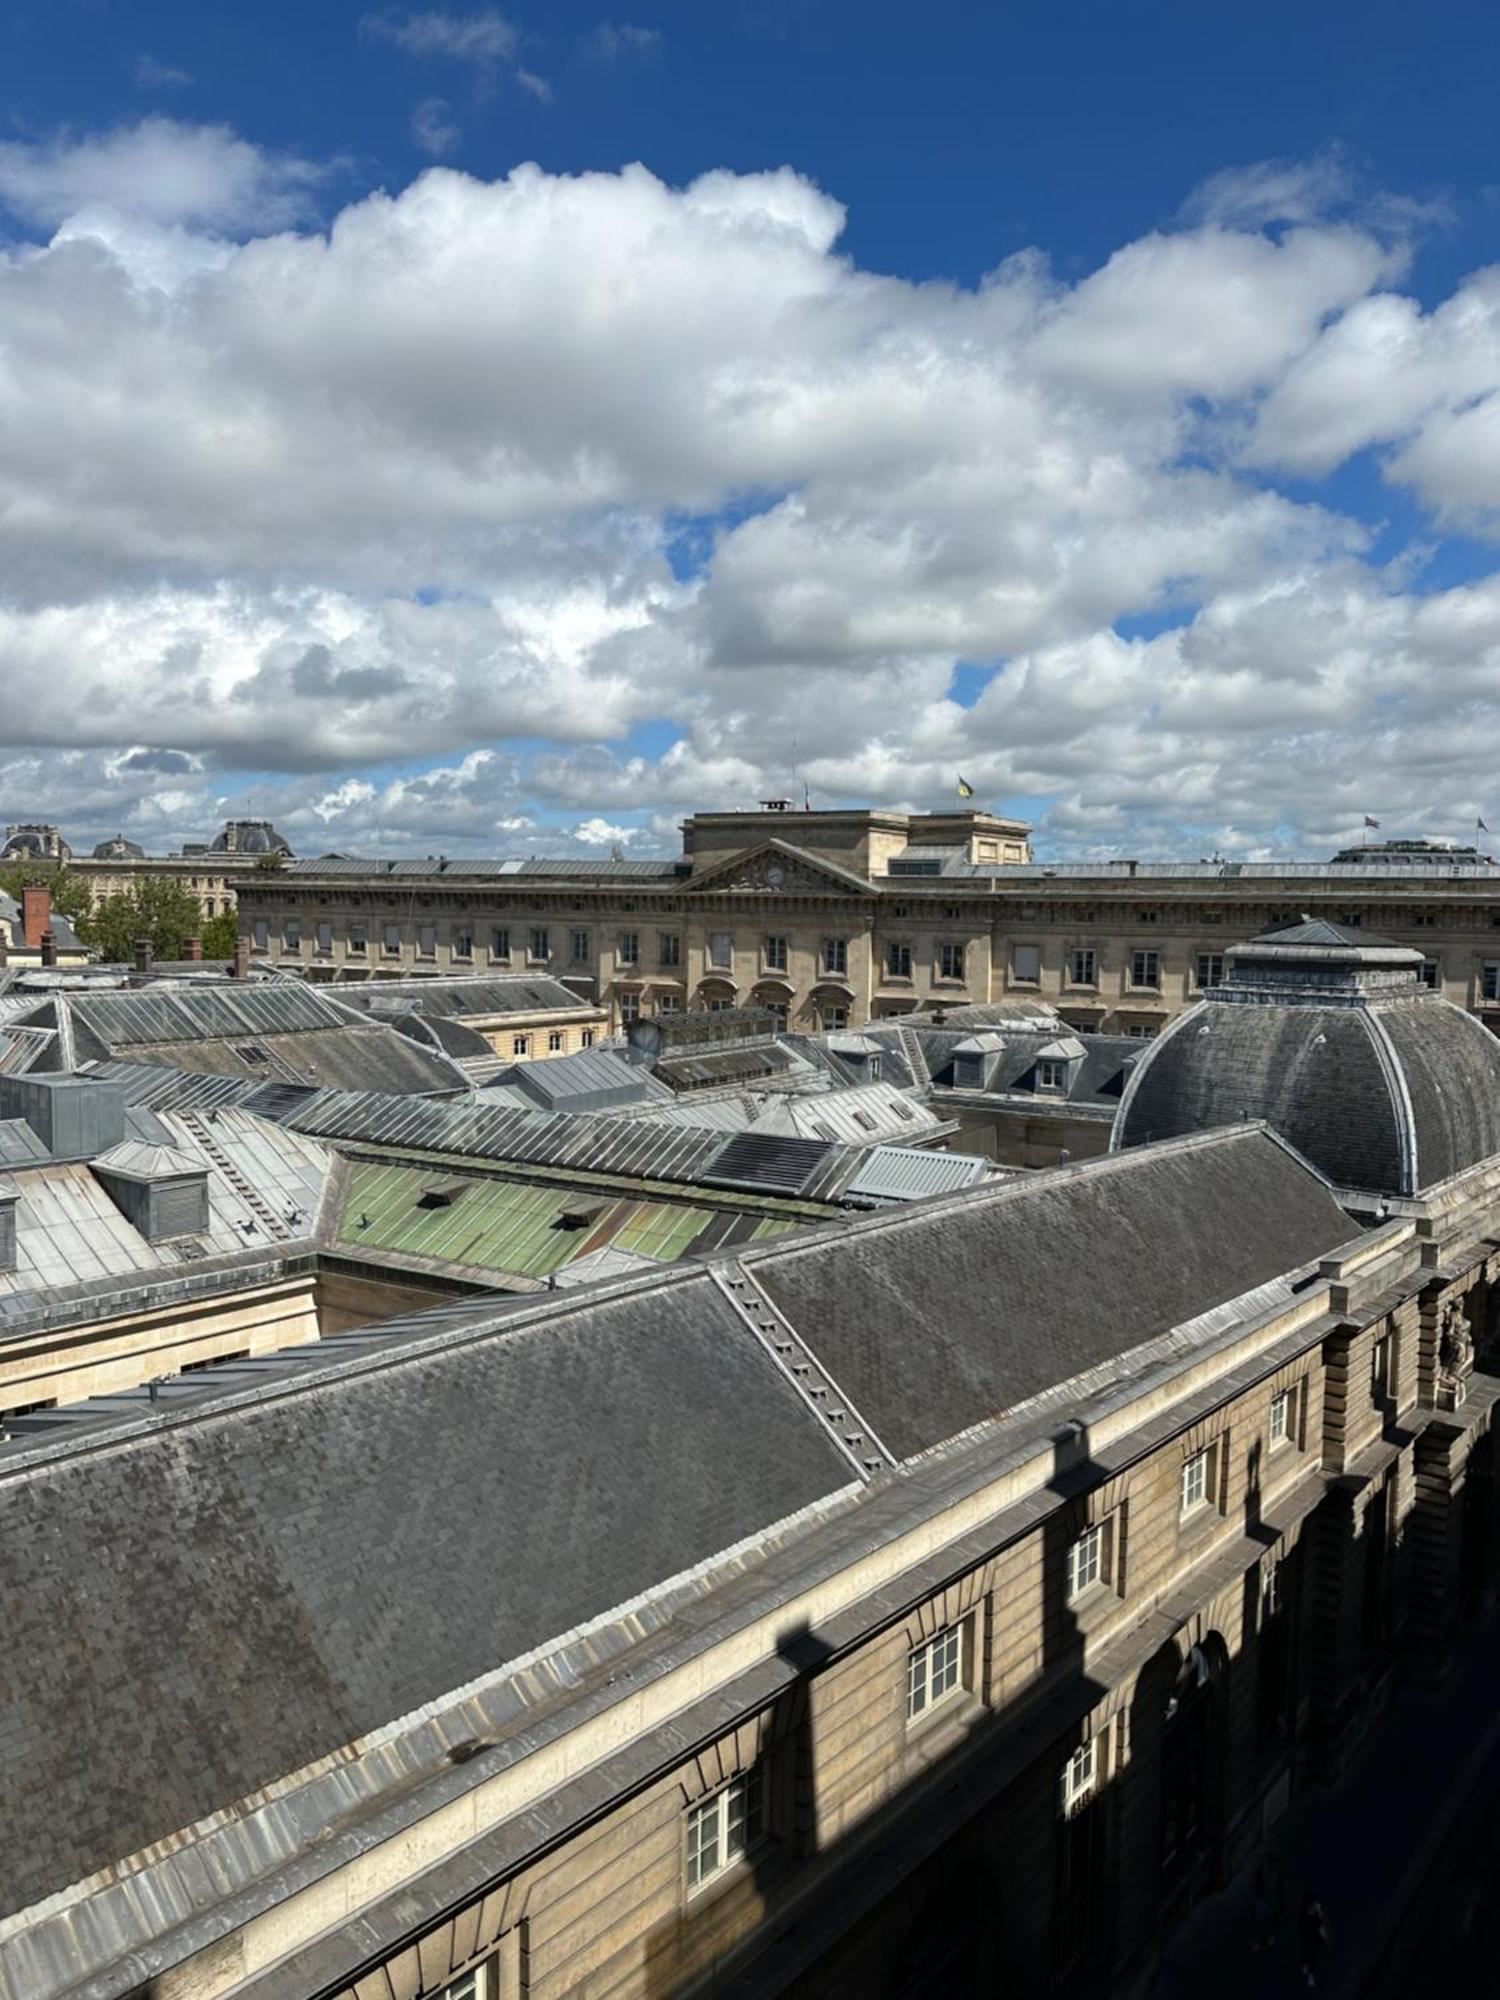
xmin=529 ymin=928 xmax=549 ymax=962
xmin=821 ymin=936 xmax=848 ymax=975
xmin=618 ymin=930 xmax=640 ymax=966
xmin=886 ymin=940 xmax=913 ymax=979
xmin=820 ymin=1003 xmax=848 ymax=1030
xmin=1418 ymin=960 xmax=1439 ymax=989
xmin=619 ymin=991 xmax=641 ymax=1025
xmin=252 ymin=919 xmax=269 ymax=951
xmin=547 ymin=1030 xmax=564 ymax=1052
xmin=938 ymin=941 xmax=965 ymax=982
xmin=1012 ymin=942 xmax=1041 ymax=983
xmin=1130 ymin=948 xmax=1160 ymax=988
xmin=1060 ymin=1737 xmax=1098 ymax=1816
xmin=1483 ymin=962 xmax=1500 ymax=1003
xmin=512 ymin=1034 xmax=530 ymax=1057
xmin=1124 ymin=1023 xmax=1157 ymax=1040
xmin=349 ymin=923 xmax=367 ymax=954
xmin=1371 ymin=1330 xmax=1393 ymax=1402
xmin=657 ymin=993 xmax=682 ymax=1013
xmin=1068 ymin=946 xmax=1096 ymax=986
xmin=384 ymin=923 xmax=401 ymax=956
xmin=1066 ymin=1520 xmax=1112 ymax=1602
xmin=1179 ymin=1443 xmax=1217 ymax=1518
xmin=418 ymin=924 xmax=437 ymax=959
xmin=1195 ymin=951 xmax=1225 ymax=989
xmin=423 ymin=1963 xmax=495 ymax=2000
xmin=764 ymin=935 xmax=788 ymax=972
xmin=708 ymin=931 xmax=733 ymax=969
xmin=686 ymin=1768 xmax=764 ymax=1892
xmin=1269 ymin=1384 xmax=1297 ymax=1449
xmin=580 ymin=1029 xmax=595 ymax=1048
xmin=453 ymin=926 xmax=473 ymax=959
xmin=490 ymin=926 xmax=510 ymax=961
xmin=906 ymin=1620 xmax=968 ymax=1722
xmin=571 ymin=929 xmax=590 ymax=963
xmin=1036 ymin=1058 xmax=1066 ymax=1091
xmin=316 ymin=921 xmax=333 ymax=953
xmin=659 ymin=932 xmax=681 ymax=967
xmin=282 ymin=921 xmax=300 ymax=951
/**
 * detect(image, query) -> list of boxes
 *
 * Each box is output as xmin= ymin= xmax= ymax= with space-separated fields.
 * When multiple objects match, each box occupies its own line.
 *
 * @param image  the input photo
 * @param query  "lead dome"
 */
xmin=1111 ymin=918 xmax=1500 ymax=1197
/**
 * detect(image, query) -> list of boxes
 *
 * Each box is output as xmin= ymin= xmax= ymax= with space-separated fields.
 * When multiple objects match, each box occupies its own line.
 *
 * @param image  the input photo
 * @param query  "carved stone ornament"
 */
xmin=1438 ymin=1297 xmax=1473 ymax=1408
xmin=710 ymin=851 xmax=859 ymax=896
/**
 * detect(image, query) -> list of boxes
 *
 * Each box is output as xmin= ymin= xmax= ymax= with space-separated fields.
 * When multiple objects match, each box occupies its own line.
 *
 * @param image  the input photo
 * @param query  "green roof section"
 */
xmin=336 ymin=1161 xmax=796 ymax=1281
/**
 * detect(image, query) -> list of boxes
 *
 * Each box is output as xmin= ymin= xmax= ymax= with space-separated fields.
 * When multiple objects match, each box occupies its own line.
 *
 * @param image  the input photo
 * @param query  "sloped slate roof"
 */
xmin=749 ymin=1128 xmax=1352 ymax=1460
xmin=341 ymin=973 xmax=592 ymax=1018
xmin=0 ymin=1273 xmax=852 ymax=1920
xmin=1115 ymin=993 xmax=1500 ymax=1195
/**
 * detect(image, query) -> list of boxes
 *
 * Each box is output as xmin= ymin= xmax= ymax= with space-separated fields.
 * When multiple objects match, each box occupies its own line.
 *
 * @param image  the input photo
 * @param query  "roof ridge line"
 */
xmin=707 ymin=1261 xmax=896 ymax=1478
xmin=1360 ymin=1007 xmax=1420 ymax=1195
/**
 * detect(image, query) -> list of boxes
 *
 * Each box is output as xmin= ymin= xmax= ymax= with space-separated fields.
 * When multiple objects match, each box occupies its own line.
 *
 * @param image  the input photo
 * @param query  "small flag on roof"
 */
xmin=1364 ymin=814 xmax=1380 ymax=829
xmin=956 ymin=775 xmax=975 ymax=800
xmin=1479 ymin=815 xmax=1490 ymax=833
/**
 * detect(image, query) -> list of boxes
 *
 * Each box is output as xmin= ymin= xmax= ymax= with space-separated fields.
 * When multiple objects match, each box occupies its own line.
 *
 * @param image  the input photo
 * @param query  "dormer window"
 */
xmin=1037 ymin=1058 xmax=1066 ymax=1091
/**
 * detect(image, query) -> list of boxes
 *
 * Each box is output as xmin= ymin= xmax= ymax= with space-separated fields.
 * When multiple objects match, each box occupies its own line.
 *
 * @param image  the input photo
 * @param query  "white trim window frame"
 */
xmin=686 ymin=1768 xmax=763 ymax=1892
xmin=1269 ymin=1384 xmax=1296 ymax=1450
xmin=1179 ymin=1442 xmax=1216 ymax=1518
xmin=905 ymin=1620 xmax=968 ymax=1722
xmin=422 ymin=1960 xmax=495 ymax=2000
xmin=1066 ymin=1519 xmax=1111 ymax=1603
xmin=1060 ymin=1736 xmax=1098 ymax=1817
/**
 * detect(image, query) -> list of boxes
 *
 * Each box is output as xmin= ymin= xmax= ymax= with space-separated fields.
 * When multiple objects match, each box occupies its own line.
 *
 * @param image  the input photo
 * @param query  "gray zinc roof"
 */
xmin=749 ymin=1126 xmax=1352 ymax=1460
xmin=0 ymin=1270 xmax=853 ymax=1925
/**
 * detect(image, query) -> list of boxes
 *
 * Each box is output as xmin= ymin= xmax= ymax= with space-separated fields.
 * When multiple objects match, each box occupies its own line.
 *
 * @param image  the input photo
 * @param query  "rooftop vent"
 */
xmin=91 ymin=1142 xmax=210 ymax=1241
xmin=416 ymin=1176 xmax=472 ymax=1209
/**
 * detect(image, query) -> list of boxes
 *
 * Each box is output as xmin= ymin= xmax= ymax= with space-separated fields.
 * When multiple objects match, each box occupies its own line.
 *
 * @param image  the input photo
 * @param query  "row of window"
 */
xmin=1009 ymin=944 xmax=1225 ymax=991
xmin=250 ymin=922 xmax=855 ymax=974
xmin=415 ymin=1377 xmax=1326 ymax=1998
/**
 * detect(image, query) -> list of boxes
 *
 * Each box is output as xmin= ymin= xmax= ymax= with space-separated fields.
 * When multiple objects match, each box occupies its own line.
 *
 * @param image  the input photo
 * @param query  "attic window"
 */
xmin=417 ymin=1177 xmax=471 ymax=1209
xmin=1037 ymin=1059 xmax=1067 ymax=1091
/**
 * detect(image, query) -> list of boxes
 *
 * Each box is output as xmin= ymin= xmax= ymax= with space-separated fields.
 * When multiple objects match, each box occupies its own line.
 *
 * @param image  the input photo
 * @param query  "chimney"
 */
xmin=233 ymin=934 xmax=251 ymax=981
xmin=39 ymin=930 xmax=57 ymax=968
xmin=21 ymin=883 xmax=50 ymax=948
xmin=184 ymin=934 xmax=203 ymax=962
xmin=134 ymin=936 xmax=154 ymax=978
xmin=0 ymin=928 xmax=7 ymax=969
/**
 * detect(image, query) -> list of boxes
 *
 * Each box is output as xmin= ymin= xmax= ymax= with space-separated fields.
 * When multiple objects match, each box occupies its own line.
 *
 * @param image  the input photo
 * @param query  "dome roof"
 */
xmin=92 ymin=835 xmax=146 ymax=860
xmin=1112 ymin=919 xmax=1500 ymax=1196
xmin=209 ymin=819 xmax=293 ymax=857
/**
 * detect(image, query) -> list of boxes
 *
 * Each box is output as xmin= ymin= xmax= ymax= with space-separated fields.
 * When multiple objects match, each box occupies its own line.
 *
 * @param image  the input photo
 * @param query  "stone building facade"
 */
xmin=231 ymin=807 xmax=1500 ymax=1037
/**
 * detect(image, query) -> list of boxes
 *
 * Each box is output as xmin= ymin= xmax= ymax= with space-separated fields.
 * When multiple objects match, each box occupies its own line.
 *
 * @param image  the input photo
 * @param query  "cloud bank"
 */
xmin=2 ymin=120 xmax=1499 ymax=857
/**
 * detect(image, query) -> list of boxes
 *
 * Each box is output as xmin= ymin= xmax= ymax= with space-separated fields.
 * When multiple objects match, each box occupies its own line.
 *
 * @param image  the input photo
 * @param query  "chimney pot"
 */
xmin=133 ymin=936 xmax=153 ymax=977
xmin=233 ymin=934 xmax=251 ymax=981
xmin=39 ymin=929 xmax=57 ymax=968
xmin=184 ymin=934 xmax=203 ymax=962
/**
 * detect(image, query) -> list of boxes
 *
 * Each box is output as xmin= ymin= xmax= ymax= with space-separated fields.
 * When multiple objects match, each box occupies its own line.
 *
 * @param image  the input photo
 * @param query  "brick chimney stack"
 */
xmin=39 ymin=930 xmax=57 ymax=968
xmin=184 ymin=934 xmax=203 ymax=963
xmin=21 ymin=883 xmax=50 ymax=948
xmin=233 ymin=934 xmax=251 ymax=981
xmin=134 ymin=936 xmax=154 ymax=978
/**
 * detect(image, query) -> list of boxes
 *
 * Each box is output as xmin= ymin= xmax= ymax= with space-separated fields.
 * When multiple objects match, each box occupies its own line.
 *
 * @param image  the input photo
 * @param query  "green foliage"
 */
xmin=201 ymin=908 xmax=242 ymax=959
xmin=78 ymin=878 xmax=209 ymax=964
xmin=0 ymin=858 xmax=93 ymax=928
xmin=253 ymin=850 xmax=285 ymax=870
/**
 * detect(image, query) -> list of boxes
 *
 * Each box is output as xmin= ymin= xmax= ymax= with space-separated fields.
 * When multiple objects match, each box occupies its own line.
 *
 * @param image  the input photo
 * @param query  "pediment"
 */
xmin=686 ymin=838 xmax=872 ymax=897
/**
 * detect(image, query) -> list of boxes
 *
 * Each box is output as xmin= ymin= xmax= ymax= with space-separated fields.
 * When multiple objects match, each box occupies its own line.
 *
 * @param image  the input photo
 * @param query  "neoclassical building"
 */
xmin=2 ymin=923 xmax=1499 ymax=2000
xmin=231 ymin=806 xmax=1500 ymax=1036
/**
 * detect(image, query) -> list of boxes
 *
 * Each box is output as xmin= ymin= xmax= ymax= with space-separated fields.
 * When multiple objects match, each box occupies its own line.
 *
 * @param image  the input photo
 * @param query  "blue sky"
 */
xmin=3 ymin=3 xmax=1500 ymax=857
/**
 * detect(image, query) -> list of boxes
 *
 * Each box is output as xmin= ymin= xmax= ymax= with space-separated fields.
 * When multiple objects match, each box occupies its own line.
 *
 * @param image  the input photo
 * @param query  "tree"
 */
xmin=202 ymin=909 xmax=241 ymax=959
xmin=78 ymin=879 xmax=209 ymax=964
xmin=0 ymin=858 xmax=93 ymax=929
